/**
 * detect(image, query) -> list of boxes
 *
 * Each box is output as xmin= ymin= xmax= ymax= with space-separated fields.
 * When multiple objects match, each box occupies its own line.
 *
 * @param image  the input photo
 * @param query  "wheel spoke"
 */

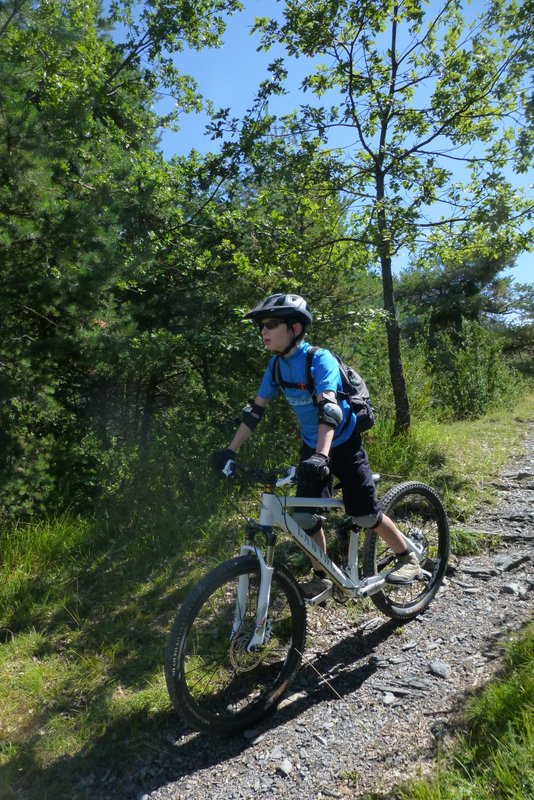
xmin=165 ymin=556 xmax=306 ymax=733
xmin=363 ymin=482 xmax=449 ymax=620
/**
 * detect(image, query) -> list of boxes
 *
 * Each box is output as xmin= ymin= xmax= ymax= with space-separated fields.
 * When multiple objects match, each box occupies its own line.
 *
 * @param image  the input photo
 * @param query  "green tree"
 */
xmin=396 ymin=246 xmax=533 ymax=338
xmin=0 ymin=0 xmax=244 ymax=516
xmin=251 ymin=0 xmax=533 ymax=431
xmin=428 ymin=320 xmax=522 ymax=419
xmin=499 ymin=284 xmax=534 ymax=376
xmin=116 ymin=139 xmax=373 ymax=448
xmin=0 ymin=0 xmax=364 ymax=516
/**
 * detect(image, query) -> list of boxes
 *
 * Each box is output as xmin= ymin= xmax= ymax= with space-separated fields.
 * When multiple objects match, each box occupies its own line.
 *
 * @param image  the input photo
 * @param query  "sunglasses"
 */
xmin=258 ymin=319 xmax=283 ymax=331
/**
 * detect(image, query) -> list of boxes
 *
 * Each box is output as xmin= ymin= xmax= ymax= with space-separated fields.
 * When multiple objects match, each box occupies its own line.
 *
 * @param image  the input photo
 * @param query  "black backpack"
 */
xmin=272 ymin=346 xmax=376 ymax=432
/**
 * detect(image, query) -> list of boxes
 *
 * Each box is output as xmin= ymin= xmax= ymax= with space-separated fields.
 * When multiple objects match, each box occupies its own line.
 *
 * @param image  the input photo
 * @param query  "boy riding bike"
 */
xmin=213 ymin=293 xmax=422 ymax=597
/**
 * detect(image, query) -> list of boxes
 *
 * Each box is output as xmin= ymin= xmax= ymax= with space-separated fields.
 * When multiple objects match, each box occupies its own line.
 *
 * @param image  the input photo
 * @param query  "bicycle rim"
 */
xmin=165 ymin=556 xmax=306 ymax=734
xmin=363 ymin=482 xmax=450 ymax=620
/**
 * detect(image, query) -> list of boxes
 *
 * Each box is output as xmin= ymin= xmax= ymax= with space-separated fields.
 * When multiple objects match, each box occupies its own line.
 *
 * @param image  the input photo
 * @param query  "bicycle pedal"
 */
xmin=304 ymin=587 xmax=332 ymax=606
xmin=304 ymin=598 xmax=328 ymax=608
xmin=417 ymin=570 xmax=432 ymax=581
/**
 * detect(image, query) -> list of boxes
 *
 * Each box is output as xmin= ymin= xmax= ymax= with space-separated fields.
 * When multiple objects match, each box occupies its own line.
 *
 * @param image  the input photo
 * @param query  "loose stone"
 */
xmin=428 ymin=659 xmax=452 ymax=679
xmin=494 ymin=554 xmax=530 ymax=572
xmin=501 ymin=582 xmax=523 ymax=595
xmin=278 ymin=759 xmax=293 ymax=777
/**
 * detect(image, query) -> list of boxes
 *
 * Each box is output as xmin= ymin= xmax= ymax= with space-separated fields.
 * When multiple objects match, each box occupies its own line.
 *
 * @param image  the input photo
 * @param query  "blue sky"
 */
xmin=156 ymin=0 xmax=532 ymax=285
xmin=157 ymin=0 xmax=309 ymax=154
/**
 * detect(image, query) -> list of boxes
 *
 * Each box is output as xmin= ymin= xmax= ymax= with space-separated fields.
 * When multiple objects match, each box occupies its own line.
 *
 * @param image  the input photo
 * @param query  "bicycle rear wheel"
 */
xmin=165 ymin=555 xmax=306 ymax=735
xmin=363 ymin=482 xmax=449 ymax=621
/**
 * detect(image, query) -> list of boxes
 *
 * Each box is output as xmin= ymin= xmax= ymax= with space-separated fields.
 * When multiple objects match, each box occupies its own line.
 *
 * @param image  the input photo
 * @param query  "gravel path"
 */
xmin=113 ymin=429 xmax=533 ymax=800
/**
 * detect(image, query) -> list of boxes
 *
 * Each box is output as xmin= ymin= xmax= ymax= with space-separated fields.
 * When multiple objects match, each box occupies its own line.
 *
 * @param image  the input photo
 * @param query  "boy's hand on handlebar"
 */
xmin=211 ymin=448 xmax=237 ymax=477
xmin=298 ymin=453 xmax=330 ymax=481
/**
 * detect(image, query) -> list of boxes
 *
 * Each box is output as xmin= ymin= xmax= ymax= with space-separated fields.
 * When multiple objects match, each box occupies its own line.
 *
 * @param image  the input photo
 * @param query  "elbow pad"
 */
xmin=317 ymin=398 xmax=343 ymax=429
xmin=242 ymin=401 xmax=265 ymax=431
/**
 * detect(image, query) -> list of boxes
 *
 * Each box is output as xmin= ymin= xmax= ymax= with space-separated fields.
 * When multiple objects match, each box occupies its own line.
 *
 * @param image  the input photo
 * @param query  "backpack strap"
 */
xmin=271 ymin=346 xmax=319 ymax=395
xmin=305 ymin=346 xmax=319 ymax=405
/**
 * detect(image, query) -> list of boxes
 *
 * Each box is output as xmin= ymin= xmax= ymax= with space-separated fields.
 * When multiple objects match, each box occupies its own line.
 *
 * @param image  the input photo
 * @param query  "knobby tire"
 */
xmin=165 ymin=555 xmax=306 ymax=735
xmin=363 ymin=481 xmax=450 ymax=620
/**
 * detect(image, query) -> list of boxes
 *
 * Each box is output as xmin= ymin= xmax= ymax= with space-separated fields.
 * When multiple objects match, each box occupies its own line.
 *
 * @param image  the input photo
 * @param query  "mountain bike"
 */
xmin=165 ymin=463 xmax=450 ymax=735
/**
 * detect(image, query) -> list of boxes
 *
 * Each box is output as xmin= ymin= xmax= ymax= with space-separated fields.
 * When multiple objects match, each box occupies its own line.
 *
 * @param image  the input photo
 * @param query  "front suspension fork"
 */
xmin=232 ymin=523 xmax=277 ymax=651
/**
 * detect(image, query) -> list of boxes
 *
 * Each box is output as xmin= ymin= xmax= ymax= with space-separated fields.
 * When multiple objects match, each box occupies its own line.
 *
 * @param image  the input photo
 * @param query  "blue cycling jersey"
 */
xmin=257 ymin=341 xmax=357 ymax=448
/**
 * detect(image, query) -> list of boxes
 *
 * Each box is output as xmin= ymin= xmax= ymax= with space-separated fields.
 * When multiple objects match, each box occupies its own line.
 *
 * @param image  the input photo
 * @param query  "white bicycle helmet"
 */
xmin=244 ymin=293 xmax=313 ymax=328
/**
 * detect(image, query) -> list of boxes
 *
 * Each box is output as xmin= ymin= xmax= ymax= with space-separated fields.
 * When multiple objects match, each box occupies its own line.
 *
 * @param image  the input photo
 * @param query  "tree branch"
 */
xmin=340 ymin=39 xmax=376 ymax=163
xmin=0 ymin=0 xmax=28 ymax=40
xmin=105 ymin=31 xmax=153 ymax=87
xmin=392 ymin=38 xmax=527 ymax=167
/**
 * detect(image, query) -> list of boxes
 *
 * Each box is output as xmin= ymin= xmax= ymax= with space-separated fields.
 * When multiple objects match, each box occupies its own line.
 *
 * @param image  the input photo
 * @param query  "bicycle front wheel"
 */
xmin=165 ymin=555 xmax=306 ymax=735
xmin=363 ymin=481 xmax=450 ymax=621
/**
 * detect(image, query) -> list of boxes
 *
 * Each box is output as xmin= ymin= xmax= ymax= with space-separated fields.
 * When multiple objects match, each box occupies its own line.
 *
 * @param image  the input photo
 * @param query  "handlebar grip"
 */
xmin=222 ymin=459 xmax=237 ymax=478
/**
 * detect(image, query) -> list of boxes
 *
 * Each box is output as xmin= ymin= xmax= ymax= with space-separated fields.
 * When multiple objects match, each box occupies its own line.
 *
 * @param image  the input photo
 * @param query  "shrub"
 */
xmin=429 ymin=321 xmax=523 ymax=420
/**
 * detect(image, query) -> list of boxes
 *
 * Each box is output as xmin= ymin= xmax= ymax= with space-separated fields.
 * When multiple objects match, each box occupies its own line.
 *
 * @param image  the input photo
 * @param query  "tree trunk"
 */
xmin=381 ymin=253 xmax=411 ymax=433
xmin=375 ymin=168 xmax=411 ymax=432
xmin=140 ymin=374 xmax=158 ymax=453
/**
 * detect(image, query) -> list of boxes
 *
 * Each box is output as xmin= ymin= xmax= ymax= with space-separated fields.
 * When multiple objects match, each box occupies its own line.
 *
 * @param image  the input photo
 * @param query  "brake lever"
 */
xmin=275 ymin=466 xmax=298 ymax=487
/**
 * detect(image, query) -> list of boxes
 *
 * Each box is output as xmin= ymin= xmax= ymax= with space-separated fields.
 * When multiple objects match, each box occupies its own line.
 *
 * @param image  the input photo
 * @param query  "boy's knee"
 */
xmin=350 ymin=510 xmax=383 ymax=529
xmin=292 ymin=512 xmax=324 ymax=534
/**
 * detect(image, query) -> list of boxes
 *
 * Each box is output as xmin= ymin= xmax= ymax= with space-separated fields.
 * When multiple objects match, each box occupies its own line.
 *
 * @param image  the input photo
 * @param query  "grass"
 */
xmin=0 ymin=503 xmax=242 ymax=798
xmin=391 ymin=623 xmax=534 ymax=800
xmin=368 ymin=394 xmax=534 ymax=521
xmin=0 ymin=394 xmax=533 ymax=799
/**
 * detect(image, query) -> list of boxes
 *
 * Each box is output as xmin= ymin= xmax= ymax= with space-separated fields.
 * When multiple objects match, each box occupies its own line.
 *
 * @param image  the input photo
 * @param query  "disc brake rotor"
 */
xmin=229 ymin=621 xmax=272 ymax=672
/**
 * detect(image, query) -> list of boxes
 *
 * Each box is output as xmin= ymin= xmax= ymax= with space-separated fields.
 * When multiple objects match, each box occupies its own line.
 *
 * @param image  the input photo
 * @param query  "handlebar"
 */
xmin=223 ymin=459 xmax=298 ymax=488
xmin=221 ymin=459 xmax=381 ymax=488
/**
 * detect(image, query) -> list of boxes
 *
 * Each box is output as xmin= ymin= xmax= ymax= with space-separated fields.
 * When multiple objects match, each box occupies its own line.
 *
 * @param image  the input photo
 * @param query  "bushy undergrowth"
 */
xmin=429 ymin=321 xmax=526 ymax=421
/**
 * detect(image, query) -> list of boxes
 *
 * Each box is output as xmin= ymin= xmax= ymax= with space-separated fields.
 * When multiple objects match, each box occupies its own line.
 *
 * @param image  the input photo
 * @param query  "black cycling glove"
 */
xmin=298 ymin=453 xmax=330 ymax=481
xmin=212 ymin=448 xmax=237 ymax=477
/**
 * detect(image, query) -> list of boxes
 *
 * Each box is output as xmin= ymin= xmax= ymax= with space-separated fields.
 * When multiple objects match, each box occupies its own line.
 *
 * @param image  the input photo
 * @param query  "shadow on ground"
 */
xmin=1 ymin=618 xmax=402 ymax=800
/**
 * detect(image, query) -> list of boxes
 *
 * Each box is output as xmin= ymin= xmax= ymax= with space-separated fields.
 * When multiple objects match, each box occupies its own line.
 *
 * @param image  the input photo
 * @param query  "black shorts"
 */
xmin=297 ymin=430 xmax=380 ymax=519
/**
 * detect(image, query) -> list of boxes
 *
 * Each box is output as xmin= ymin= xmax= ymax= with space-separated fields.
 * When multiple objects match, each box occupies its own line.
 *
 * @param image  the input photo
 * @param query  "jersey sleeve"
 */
xmin=257 ymin=357 xmax=279 ymax=400
xmin=311 ymin=349 xmax=341 ymax=396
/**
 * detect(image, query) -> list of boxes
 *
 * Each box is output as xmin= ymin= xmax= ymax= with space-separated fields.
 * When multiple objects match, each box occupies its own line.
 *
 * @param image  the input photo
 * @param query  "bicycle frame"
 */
xmin=234 ymin=478 xmax=408 ymax=652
